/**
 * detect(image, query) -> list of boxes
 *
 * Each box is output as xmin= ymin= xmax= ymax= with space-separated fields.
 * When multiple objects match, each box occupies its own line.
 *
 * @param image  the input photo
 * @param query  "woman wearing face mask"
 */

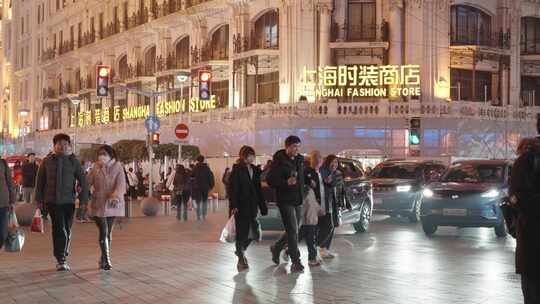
xmin=87 ymin=145 xmax=126 ymax=270
xmin=229 ymin=146 xmax=268 ymax=271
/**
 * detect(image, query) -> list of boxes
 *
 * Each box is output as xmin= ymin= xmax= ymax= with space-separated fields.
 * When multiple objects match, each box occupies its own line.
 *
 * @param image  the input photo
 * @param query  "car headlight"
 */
xmin=481 ymin=189 xmax=500 ymax=198
xmin=396 ymin=185 xmax=412 ymax=192
xmin=422 ymin=188 xmax=434 ymax=198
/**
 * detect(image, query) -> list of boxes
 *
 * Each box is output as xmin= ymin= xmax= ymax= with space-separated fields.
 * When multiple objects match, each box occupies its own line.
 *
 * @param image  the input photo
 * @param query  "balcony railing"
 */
xmin=157 ymin=53 xmax=189 ymax=72
xmin=58 ymin=41 xmax=75 ymax=55
xmin=451 ymin=30 xmax=511 ymax=49
xmin=192 ymin=43 xmax=228 ymax=64
xmin=102 ymin=20 xmax=121 ymax=39
xmin=233 ymin=32 xmax=279 ymax=54
xmin=126 ymin=8 xmax=149 ymax=30
xmin=40 ymin=48 xmax=56 ymax=63
xmin=42 ymin=87 xmax=58 ymax=99
xmin=330 ymin=21 xmax=389 ymax=43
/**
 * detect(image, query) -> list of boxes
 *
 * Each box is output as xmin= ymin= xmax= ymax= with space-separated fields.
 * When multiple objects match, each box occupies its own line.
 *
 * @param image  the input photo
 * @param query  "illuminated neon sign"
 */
xmin=70 ymin=95 xmax=217 ymax=127
xmin=301 ymin=65 xmax=421 ymax=98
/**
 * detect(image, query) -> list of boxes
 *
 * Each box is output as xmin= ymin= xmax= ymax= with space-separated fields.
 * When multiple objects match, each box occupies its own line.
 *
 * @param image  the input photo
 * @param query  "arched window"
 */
xmin=522 ymin=17 xmax=540 ymax=54
xmin=144 ymin=45 xmax=156 ymax=76
xmin=175 ymin=36 xmax=190 ymax=69
xmin=451 ymin=5 xmax=492 ymax=46
xmin=210 ymin=25 xmax=229 ymax=60
xmin=118 ymin=55 xmax=128 ymax=81
xmin=254 ymin=10 xmax=279 ymax=49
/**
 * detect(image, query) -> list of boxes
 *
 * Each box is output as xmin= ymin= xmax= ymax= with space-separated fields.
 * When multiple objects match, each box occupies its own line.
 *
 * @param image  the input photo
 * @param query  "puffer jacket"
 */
xmin=35 ymin=153 xmax=89 ymax=205
xmin=266 ymin=149 xmax=305 ymax=206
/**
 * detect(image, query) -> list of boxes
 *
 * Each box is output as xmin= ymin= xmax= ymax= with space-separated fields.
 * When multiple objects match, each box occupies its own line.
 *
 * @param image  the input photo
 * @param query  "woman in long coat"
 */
xmin=229 ymin=146 xmax=268 ymax=271
xmin=87 ymin=145 xmax=126 ymax=270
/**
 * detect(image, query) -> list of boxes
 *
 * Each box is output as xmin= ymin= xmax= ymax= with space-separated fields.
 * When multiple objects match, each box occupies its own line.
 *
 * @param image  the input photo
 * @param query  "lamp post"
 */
xmin=18 ymin=109 xmax=30 ymax=154
xmin=67 ymin=95 xmax=81 ymax=154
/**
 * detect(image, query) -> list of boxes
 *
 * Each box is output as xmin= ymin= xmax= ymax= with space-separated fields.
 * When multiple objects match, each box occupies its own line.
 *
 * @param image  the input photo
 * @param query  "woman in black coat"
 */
xmin=229 ymin=146 xmax=268 ymax=271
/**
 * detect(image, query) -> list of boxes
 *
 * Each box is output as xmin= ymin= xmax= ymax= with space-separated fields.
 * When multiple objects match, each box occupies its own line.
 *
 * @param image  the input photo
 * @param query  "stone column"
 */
xmin=319 ymin=3 xmax=332 ymax=68
xmin=388 ymin=0 xmax=403 ymax=66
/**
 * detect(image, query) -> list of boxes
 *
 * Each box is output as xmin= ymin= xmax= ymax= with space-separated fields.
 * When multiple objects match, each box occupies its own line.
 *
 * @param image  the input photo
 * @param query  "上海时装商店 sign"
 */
xmin=70 ymin=95 xmax=217 ymax=128
xmin=300 ymin=65 xmax=421 ymax=98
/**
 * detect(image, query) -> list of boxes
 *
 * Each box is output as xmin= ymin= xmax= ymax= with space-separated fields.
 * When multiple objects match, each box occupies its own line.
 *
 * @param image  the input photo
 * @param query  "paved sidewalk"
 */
xmin=0 ymin=204 xmax=522 ymax=304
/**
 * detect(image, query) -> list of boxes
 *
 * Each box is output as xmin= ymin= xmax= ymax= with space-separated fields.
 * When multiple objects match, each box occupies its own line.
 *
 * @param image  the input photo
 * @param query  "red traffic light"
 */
xmin=151 ymin=133 xmax=160 ymax=145
xmin=199 ymin=70 xmax=212 ymax=82
xmin=97 ymin=65 xmax=111 ymax=78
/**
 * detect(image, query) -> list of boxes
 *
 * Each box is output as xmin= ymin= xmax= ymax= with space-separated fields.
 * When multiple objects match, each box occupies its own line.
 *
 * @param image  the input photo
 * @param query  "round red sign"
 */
xmin=175 ymin=123 xmax=189 ymax=140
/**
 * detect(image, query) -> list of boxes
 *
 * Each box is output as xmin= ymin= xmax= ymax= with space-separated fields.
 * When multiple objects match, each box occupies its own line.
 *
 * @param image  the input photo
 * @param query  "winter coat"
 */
xmin=509 ymin=140 xmax=540 ymax=278
xmin=0 ymin=159 xmax=16 ymax=208
xmin=173 ymin=170 xmax=189 ymax=193
xmin=303 ymin=189 xmax=324 ymax=226
xmin=266 ymin=149 xmax=305 ymax=206
xmin=229 ymin=162 xmax=267 ymax=218
xmin=87 ymin=160 xmax=127 ymax=218
xmin=35 ymin=153 xmax=89 ymax=205
xmin=21 ymin=161 xmax=38 ymax=188
xmin=192 ymin=162 xmax=215 ymax=193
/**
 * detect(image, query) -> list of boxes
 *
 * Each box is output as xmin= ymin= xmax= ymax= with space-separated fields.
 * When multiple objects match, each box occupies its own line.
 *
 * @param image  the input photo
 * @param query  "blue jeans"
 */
xmin=0 ymin=207 xmax=9 ymax=249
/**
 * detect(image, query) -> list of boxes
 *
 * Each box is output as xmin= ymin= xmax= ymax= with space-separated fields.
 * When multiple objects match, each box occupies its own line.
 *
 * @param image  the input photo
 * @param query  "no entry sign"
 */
xmin=175 ymin=123 xmax=189 ymax=140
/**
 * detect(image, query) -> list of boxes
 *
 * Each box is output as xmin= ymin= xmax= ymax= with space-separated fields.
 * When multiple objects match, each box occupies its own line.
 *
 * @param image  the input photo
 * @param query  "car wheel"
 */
xmin=408 ymin=201 xmax=421 ymax=223
xmin=494 ymin=220 xmax=508 ymax=238
xmin=422 ymin=221 xmax=437 ymax=236
xmin=353 ymin=202 xmax=371 ymax=233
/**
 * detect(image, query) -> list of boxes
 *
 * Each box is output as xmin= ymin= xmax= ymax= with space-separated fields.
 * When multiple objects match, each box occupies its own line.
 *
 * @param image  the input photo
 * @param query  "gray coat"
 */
xmin=0 ymin=160 xmax=16 ymax=208
xmin=35 ymin=153 xmax=89 ymax=205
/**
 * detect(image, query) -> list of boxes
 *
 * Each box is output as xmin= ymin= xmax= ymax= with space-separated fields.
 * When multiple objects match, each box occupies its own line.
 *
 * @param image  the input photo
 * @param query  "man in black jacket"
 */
xmin=191 ymin=155 xmax=215 ymax=221
xmin=21 ymin=153 xmax=38 ymax=204
xmin=267 ymin=135 xmax=306 ymax=272
xmin=509 ymin=132 xmax=540 ymax=303
xmin=35 ymin=134 xmax=89 ymax=272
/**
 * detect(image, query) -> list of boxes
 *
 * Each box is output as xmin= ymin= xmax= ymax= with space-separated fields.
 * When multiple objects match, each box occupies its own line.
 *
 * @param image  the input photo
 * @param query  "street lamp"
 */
xmin=175 ymin=71 xmax=190 ymax=101
xmin=67 ymin=95 xmax=81 ymax=154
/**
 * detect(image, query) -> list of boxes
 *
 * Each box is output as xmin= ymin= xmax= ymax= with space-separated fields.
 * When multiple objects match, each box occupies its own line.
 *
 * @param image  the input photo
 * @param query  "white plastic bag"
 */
xmin=219 ymin=216 xmax=236 ymax=243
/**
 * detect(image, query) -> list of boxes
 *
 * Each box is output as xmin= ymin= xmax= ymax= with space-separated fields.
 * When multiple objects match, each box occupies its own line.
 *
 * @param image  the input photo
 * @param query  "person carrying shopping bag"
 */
xmin=229 ymin=146 xmax=268 ymax=271
xmin=87 ymin=145 xmax=126 ymax=271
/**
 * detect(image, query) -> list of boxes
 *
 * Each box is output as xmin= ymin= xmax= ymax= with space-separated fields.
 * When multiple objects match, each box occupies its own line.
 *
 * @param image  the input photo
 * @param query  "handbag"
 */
xmin=5 ymin=217 xmax=25 ymax=253
xmin=31 ymin=209 xmax=45 ymax=233
xmin=7 ymin=209 xmax=19 ymax=231
xmin=219 ymin=215 xmax=236 ymax=243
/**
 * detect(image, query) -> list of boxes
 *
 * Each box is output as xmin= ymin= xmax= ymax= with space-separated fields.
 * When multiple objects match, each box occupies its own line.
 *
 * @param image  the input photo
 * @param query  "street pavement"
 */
xmin=0 ymin=202 xmax=522 ymax=304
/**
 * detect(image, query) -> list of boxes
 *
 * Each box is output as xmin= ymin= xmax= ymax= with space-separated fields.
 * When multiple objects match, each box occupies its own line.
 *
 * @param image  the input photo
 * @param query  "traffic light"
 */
xmin=96 ymin=65 xmax=111 ymax=97
xmin=198 ymin=70 xmax=212 ymax=100
xmin=151 ymin=132 xmax=160 ymax=146
xmin=409 ymin=117 xmax=421 ymax=145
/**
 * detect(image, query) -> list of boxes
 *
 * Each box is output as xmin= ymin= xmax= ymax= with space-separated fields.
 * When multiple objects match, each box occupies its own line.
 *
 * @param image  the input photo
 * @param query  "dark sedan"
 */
xmin=369 ymin=160 xmax=447 ymax=222
xmin=420 ymin=160 xmax=511 ymax=237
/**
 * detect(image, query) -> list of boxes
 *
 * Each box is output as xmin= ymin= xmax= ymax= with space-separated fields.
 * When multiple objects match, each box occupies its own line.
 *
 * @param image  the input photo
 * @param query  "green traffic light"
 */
xmin=409 ymin=134 xmax=421 ymax=145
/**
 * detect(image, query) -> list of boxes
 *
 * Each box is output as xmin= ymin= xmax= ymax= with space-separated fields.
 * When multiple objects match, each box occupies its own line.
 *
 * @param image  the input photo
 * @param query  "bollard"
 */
xmin=211 ymin=193 xmax=219 ymax=212
xmin=162 ymin=195 xmax=172 ymax=216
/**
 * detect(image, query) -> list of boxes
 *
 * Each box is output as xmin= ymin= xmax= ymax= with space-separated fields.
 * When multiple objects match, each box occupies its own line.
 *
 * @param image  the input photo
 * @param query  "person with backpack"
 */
xmin=35 ymin=133 xmax=89 ymax=271
xmin=87 ymin=145 xmax=126 ymax=271
xmin=0 ymin=157 xmax=16 ymax=249
xmin=267 ymin=135 xmax=306 ymax=273
xmin=510 ymin=135 xmax=540 ymax=304
xmin=191 ymin=155 xmax=215 ymax=221
xmin=229 ymin=146 xmax=268 ymax=271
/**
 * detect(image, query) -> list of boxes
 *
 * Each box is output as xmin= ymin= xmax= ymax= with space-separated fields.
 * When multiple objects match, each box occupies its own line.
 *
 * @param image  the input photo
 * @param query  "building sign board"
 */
xmin=70 ymin=95 xmax=217 ymax=127
xmin=300 ymin=65 xmax=421 ymax=98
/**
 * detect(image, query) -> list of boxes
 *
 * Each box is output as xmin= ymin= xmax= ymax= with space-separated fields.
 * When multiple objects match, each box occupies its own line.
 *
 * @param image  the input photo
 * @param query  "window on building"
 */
xmin=450 ymin=68 xmax=492 ymax=102
xmin=70 ymin=26 xmax=74 ymax=48
xmin=123 ymin=2 xmax=129 ymax=30
xmin=522 ymin=76 xmax=540 ymax=106
xmin=90 ymin=17 xmax=95 ymax=38
xmin=113 ymin=6 xmax=119 ymax=32
xmin=144 ymin=45 xmax=156 ymax=76
xmin=21 ymin=17 xmax=24 ymax=35
xmin=450 ymin=5 xmax=492 ymax=46
xmin=118 ymin=55 xmax=128 ymax=81
xmin=175 ymin=36 xmax=190 ymax=69
xmin=99 ymin=13 xmax=104 ymax=39
xmin=210 ymin=25 xmax=229 ymax=60
xmin=254 ymin=10 xmax=279 ymax=49
xmin=522 ymin=17 xmax=540 ymax=55
xmin=53 ymin=33 xmax=57 ymax=49
xmin=257 ymin=71 xmax=279 ymax=104
xmin=77 ymin=22 xmax=82 ymax=46
xmin=347 ymin=0 xmax=376 ymax=41
xmin=56 ymin=0 xmax=60 ymax=11
xmin=212 ymin=80 xmax=229 ymax=108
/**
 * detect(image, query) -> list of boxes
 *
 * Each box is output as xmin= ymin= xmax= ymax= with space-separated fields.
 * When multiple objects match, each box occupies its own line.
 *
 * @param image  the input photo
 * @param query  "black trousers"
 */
xmin=318 ymin=214 xmax=334 ymax=250
xmin=48 ymin=204 xmax=75 ymax=263
xmin=94 ymin=217 xmax=115 ymax=243
xmin=522 ymin=275 xmax=540 ymax=304
xmin=235 ymin=215 xmax=256 ymax=256
xmin=0 ymin=207 xmax=8 ymax=249
xmin=274 ymin=204 xmax=303 ymax=264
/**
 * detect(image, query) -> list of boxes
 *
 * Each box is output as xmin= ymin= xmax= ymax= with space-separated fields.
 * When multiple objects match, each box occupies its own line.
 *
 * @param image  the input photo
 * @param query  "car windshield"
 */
xmin=370 ymin=163 xmax=420 ymax=179
xmin=442 ymin=164 xmax=505 ymax=183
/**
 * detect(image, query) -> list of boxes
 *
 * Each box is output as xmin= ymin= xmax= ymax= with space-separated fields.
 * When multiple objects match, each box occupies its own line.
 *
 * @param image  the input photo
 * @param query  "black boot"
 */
xmin=99 ymin=238 xmax=112 ymax=271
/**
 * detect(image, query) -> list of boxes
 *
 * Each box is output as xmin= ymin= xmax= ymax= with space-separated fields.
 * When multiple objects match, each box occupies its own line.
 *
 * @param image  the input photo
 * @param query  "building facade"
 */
xmin=1 ymin=0 xmax=540 ymax=161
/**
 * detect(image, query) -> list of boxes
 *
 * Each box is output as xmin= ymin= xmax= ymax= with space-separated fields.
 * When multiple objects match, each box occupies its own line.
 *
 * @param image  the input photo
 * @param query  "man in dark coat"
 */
xmin=0 ymin=157 xmax=16 ymax=250
xmin=21 ymin=153 xmax=39 ymax=204
xmin=509 ymin=135 xmax=540 ymax=304
xmin=267 ymin=135 xmax=306 ymax=272
xmin=229 ymin=146 xmax=268 ymax=271
xmin=35 ymin=134 xmax=89 ymax=271
xmin=191 ymin=155 xmax=215 ymax=221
